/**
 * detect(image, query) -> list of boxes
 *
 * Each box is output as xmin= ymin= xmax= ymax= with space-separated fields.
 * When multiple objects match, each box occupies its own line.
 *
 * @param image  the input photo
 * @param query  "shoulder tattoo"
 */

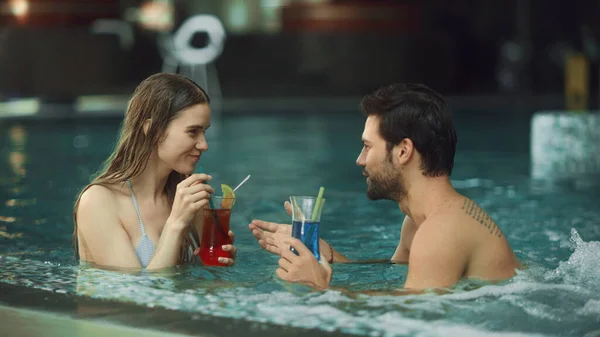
xmin=461 ymin=198 xmax=503 ymax=238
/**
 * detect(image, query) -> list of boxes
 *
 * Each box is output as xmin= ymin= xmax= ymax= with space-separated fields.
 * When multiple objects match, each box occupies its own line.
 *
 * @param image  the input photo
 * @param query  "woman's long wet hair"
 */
xmin=72 ymin=73 xmax=210 ymax=264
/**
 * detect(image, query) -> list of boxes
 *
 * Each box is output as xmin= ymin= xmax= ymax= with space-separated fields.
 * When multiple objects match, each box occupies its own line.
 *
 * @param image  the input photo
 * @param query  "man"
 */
xmin=249 ymin=83 xmax=521 ymax=292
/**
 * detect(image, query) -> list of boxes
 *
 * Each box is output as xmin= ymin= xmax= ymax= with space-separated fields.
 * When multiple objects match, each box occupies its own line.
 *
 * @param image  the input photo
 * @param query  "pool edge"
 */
xmin=0 ymin=282 xmax=354 ymax=337
xmin=0 ymin=304 xmax=195 ymax=337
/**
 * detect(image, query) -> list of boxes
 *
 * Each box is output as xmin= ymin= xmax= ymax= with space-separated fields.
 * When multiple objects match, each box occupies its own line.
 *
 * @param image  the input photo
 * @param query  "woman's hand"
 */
xmin=167 ymin=174 xmax=214 ymax=232
xmin=193 ymin=230 xmax=237 ymax=266
xmin=219 ymin=230 xmax=237 ymax=265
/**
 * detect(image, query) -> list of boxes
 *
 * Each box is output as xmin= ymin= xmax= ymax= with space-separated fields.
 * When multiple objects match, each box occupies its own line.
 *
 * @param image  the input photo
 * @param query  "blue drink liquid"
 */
xmin=291 ymin=220 xmax=320 ymax=261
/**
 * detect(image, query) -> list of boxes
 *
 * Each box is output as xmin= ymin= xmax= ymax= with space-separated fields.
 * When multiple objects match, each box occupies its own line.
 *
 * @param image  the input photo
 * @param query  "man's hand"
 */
xmin=248 ymin=201 xmax=296 ymax=255
xmin=249 ymin=219 xmax=291 ymax=255
xmin=273 ymin=237 xmax=332 ymax=290
xmin=250 ymin=201 xmax=346 ymax=264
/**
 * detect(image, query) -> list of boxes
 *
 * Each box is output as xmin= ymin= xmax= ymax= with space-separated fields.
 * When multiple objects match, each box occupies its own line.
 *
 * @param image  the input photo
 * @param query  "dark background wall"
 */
xmin=0 ymin=0 xmax=597 ymax=104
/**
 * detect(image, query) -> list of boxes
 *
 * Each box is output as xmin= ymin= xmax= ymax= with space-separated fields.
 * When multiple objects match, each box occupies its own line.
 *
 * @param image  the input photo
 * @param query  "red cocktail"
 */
xmin=199 ymin=196 xmax=234 ymax=266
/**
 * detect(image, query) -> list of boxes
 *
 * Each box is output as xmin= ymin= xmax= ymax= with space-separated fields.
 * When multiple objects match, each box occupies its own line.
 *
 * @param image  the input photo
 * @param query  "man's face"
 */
xmin=356 ymin=116 xmax=406 ymax=201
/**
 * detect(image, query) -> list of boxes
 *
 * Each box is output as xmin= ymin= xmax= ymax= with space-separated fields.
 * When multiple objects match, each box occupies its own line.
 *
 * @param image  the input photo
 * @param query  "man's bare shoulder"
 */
xmin=415 ymin=196 xmax=519 ymax=281
xmin=456 ymin=197 xmax=505 ymax=238
xmin=419 ymin=196 xmax=506 ymax=244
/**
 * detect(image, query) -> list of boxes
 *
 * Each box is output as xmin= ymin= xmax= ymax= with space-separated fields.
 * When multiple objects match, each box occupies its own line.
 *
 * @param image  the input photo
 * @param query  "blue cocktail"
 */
xmin=289 ymin=192 xmax=325 ymax=261
xmin=291 ymin=220 xmax=320 ymax=260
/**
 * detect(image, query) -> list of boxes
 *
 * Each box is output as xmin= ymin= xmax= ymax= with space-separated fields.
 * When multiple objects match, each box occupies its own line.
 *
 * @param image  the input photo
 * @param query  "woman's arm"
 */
xmin=77 ymin=185 xmax=186 ymax=270
xmin=76 ymin=185 xmax=143 ymax=269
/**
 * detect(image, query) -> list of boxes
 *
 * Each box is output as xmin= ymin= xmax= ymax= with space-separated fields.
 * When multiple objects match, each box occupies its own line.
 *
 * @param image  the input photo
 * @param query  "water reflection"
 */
xmin=4 ymin=124 xmax=27 ymax=180
xmin=73 ymin=262 xmax=247 ymax=318
xmin=0 ymin=111 xmax=599 ymax=336
xmin=0 ymin=125 xmax=31 ymax=240
xmin=5 ymin=234 xmax=593 ymax=337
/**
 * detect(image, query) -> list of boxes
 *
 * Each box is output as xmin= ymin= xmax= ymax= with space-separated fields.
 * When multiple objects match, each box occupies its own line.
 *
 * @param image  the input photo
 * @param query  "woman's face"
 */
xmin=157 ymin=103 xmax=211 ymax=175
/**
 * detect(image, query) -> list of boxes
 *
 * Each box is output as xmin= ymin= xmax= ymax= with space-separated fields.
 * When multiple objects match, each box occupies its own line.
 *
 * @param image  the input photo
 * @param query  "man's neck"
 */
xmin=398 ymin=175 xmax=458 ymax=227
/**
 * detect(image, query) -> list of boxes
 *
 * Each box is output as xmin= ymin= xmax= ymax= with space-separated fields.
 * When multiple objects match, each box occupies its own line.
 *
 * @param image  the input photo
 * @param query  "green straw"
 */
xmin=300 ymin=187 xmax=324 ymax=260
xmin=292 ymin=197 xmax=299 ymax=212
xmin=311 ymin=186 xmax=325 ymax=221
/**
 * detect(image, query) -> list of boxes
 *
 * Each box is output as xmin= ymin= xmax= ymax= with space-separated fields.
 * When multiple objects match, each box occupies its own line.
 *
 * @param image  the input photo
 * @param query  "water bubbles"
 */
xmin=569 ymin=228 xmax=584 ymax=249
xmin=547 ymin=229 xmax=600 ymax=289
xmin=72 ymin=135 xmax=89 ymax=148
xmin=583 ymin=330 xmax=600 ymax=337
xmin=578 ymin=299 xmax=600 ymax=316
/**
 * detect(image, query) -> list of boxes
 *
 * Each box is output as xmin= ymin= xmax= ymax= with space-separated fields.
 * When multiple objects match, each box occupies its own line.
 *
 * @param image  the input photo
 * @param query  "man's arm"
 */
xmin=336 ymin=248 xmax=463 ymax=294
xmin=403 ymin=220 xmax=466 ymax=290
xmin=320 ymin=215 xmax=417 ymax=264
xmin=317 ymin=228 xmax=464 ymax=295
xmin=390 ymin=215 xmax=416 ymax=264
xmin=329 ymin=286 xmax=444 ymax=298
xmin=251 ymin=203 xmax=414 ymax=265
xmin=274 ymin=237 xmax=454 ymax=296
xmin=318 ymin=238 xmax=350 ymax=263
xmin=251 ymin=220 xmax=398 ymax=265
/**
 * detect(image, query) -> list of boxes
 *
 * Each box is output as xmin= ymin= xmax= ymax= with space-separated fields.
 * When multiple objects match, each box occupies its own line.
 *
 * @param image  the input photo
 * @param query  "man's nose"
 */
xmin=356 ymin=150 xmax=365 ymax=167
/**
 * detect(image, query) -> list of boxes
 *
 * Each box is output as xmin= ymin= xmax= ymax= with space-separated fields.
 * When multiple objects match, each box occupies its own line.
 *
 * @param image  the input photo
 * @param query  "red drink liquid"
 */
xmin=199 ymin=208 xmax=232 ymax=266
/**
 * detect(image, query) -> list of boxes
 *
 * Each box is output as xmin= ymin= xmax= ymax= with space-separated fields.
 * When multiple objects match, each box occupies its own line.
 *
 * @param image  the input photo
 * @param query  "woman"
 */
xmin=73 ymin=73 xmax=236 ymax=270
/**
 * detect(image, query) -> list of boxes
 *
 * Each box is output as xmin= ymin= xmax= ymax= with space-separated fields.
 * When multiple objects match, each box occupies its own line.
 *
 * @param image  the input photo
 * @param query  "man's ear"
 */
xmin=395 ymin=138 xmax=414 ymax=166
xmin=143 ymin=119 xmax=152 ymax=136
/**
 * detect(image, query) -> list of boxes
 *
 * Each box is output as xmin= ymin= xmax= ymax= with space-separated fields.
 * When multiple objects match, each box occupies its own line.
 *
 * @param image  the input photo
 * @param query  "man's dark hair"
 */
xmin=360 ymin=83 xmax=457 ymax=177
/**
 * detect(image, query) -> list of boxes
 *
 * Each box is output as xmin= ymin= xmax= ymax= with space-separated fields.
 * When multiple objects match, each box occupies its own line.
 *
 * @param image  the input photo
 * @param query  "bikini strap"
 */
xmin=126 ymin=180 xmax=148 ymax=237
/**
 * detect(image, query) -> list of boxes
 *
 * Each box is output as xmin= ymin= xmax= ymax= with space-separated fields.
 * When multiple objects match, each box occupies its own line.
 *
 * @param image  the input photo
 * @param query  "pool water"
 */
xmin=1 ymin=109 xmax=599 ymax=337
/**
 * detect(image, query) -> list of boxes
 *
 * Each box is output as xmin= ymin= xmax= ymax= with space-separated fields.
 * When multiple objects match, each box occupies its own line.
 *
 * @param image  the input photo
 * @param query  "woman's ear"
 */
xmin=143 ymin=119 xmax=152 ymax=136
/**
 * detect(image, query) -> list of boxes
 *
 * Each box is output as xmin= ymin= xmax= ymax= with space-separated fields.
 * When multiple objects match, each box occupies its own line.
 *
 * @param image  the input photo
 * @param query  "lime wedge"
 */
xmin=221 ymin=183 xmax=236 ymax=208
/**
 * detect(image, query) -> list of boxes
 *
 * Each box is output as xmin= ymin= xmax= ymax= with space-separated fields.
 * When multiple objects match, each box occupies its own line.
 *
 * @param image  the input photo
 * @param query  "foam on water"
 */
xmin=1 ymin=228 xmax=599 ymax=337
xmin=546 ymin=228 xmax=600 ymax=288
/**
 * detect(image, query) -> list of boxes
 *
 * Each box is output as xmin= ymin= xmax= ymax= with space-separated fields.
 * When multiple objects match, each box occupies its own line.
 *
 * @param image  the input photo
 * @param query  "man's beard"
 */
xmin=365 ymin=155 xmax=406 ymax=202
